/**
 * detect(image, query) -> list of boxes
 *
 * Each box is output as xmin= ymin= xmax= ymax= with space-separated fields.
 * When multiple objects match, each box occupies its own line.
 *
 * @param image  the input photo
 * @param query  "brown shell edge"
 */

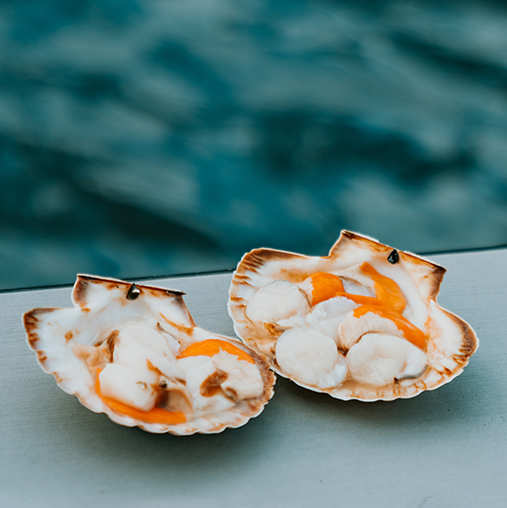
xmin=229 ymin=230 xmax=478 ymax=401
xmin=73 ymin=274 xmax=185 ymax=302
xmin=23 ymin=307 xmax=63 ymax=374
xmin=23 ymin=276 xmax=276 ymax=435
xmin=233 ymin=248 xmax=310 ymax=278
xmin=438 ymin=304 xmax=479 ymax=364
xmin=330 ymin=230 xmax=447 ymax=300
xmin=73 ymin=274 xmax=196 ymax=328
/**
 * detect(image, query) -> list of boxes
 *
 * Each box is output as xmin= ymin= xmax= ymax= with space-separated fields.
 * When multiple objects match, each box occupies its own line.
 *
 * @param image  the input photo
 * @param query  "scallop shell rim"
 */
xmin=227 ymin=230 xmax=479 ymax=402
xmin=24 ymin=274 xmax=276 ymax=435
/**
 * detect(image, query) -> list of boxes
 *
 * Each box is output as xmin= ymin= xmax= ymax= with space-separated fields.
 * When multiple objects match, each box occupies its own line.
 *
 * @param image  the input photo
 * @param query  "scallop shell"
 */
xmin=228 ymin=230 xmax=478 ymax=401
xmin=24 ymin=275 xmax=275 ymax=434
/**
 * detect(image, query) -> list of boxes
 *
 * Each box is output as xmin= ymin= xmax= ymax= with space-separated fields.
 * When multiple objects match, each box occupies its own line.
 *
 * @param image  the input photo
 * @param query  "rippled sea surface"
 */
xmin=1 ymin=0 xmax=507 ymax=289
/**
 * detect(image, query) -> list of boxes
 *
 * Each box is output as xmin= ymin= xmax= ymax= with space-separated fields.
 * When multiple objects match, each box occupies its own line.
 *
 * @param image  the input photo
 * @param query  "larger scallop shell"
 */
xmin=228 ymin=230 xmax=478 ymax=401
xmin=24 ymin=275 xmax=275 ymax=434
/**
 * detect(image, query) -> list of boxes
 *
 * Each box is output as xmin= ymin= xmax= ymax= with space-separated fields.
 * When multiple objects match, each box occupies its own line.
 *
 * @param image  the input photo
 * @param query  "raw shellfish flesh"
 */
xmin=228 ymin=231 xmax=478 ymax=401
xmin=24 ymin=275 xmax=275 ymax=434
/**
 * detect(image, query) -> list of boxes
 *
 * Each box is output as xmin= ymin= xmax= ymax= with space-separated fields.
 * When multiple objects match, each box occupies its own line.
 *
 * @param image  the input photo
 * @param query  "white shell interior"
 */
xmin=228 ymin=231 xmax=478 ymax=401
xmin=24 ymin=276 xmax=275 ymax=434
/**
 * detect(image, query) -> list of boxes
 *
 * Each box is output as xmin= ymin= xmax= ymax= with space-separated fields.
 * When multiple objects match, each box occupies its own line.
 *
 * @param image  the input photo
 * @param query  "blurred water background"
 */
xmin=1 ymin=0 xmax=507 ymax=290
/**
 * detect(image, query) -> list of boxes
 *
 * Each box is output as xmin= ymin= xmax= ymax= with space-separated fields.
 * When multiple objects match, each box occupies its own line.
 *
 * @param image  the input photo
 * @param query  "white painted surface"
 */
xmin=1 ymin=250 xmax=505 ymax=507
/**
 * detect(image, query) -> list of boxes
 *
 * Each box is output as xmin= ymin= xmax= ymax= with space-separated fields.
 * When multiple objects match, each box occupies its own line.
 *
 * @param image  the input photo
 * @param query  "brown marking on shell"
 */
xmin=330 ymin=231 xmax=448 ymax=300
xmin=146 ymin=359 xmax=163 ymax=377
xmin=73 ymin=274 xmax=186 ymax=305
xmin=348 ymin=231 xmax=447 ymax=299
xmin=391 ymin=382 xmax=402 ymax=398
xmin=23 ymin=308 xmax=58 ymax=349
xmin=210 ymin=421 xmax=225 ymax=432
xmin=243 ymin=334 xmax=275 ymax=360
xmin=446 ymin=311 xmax=478 ymax=359
xmin=157 ymin=386 xmax=193 ymax=413
xmin=159 ymin=313 xmax=195 ymax=336
xmin=26 ymin=334 xmax=39 ymax=350
xmin=72 ymin=344 xmax=111 ymax=369
xmin=246 ymin=353 xmax=276 ymax=409
xmin=236 ymin=248 xmax=308 ymax=276
xmin=234 ymin=274 xmax=253 ymax=283
xmin=144 ymin=361 xmax=186 ymax=389
xmin=72 ymin=278 xmax=90 ymax=306
xmin=73 ymin=275 xmax=198 ymax=338
xmin=65 ymin=331 xmax=73 ymax=342
xmin=329 ymin=230 xmax=389 ymax=256
xmin=426 ymin=302 xmax=477 ymax=370
xmin=223 ymin=386 xmax=239 ymax=401
xmin=411 ymin=262 xmax=446 ymax=301
xmin=264 ymin=322 xmax=285 ymax=337
xmin=73 ymin=275 xmax=122 ymax=306
xmin=156 ymin=322 xmax=167 ymax=334
xmin=272 ymin=356 xmax=283 ymax=372
xmin=136 ymin=284 xmax=185 ymax=298
xmin=106 ymin=330 xmax=119 ymax=355
xmin=158 ymin=292 xmax=197 ymax=329
xmin=236 ymin=250 xmax=270 ymax=273
xmin=23 ymin=308 xmax=56 ymax=334
xmin=200 ymin=371 xmax=228 ymax=397
xmin=278 ymin=268 xmax=315 ymax=283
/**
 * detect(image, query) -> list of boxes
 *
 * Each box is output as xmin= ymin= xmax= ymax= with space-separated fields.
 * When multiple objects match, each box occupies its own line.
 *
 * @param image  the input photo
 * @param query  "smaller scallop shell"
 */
xmin=24 ymin=275 xmax=275 ymax=434
xmin=228 ymin=230 xmax=478 ymax=401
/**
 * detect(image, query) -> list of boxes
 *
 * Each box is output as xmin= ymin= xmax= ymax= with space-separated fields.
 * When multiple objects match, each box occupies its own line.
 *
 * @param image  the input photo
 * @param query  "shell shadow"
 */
xmin=29 ymin=366 xmax=485 ymax=484
xmin=50 ymin=391 xmax=279 ymax=480
xmin=278 ymin=374 xmax=481 ymax=430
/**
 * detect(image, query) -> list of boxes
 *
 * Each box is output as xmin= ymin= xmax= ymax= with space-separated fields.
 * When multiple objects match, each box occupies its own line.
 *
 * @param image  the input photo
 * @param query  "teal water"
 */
xmin=1 ymin=0 xmax=507 ymax=289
